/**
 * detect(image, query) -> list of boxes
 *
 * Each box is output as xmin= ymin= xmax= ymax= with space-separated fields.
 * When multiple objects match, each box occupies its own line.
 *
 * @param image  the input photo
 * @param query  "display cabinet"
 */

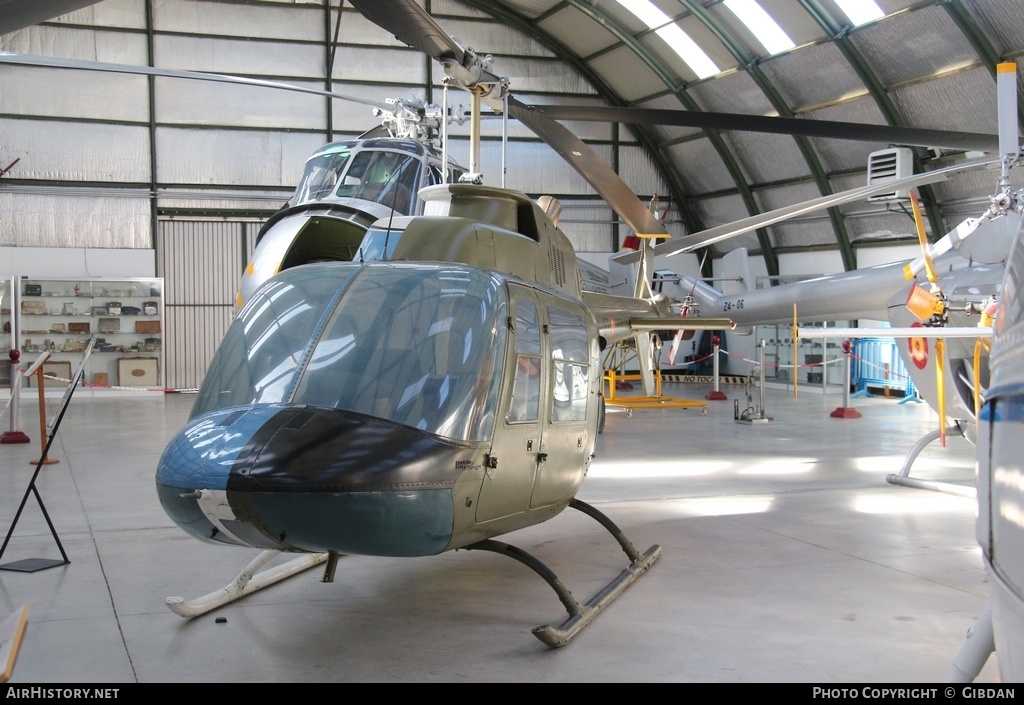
xmin=0 ymin=279 xmax=14 ymax=387
xmin=17 ymin=277 xmax=164 ymax=391
xmin=756 ymin=322 xmax=850 ymax=387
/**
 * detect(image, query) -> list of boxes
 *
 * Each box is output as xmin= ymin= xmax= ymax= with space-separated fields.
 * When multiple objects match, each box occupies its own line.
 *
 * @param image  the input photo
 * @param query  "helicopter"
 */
xmin=150 ymin=0 xmax=747 ymax=647
xmin=149 ymin=0 xmax=1024 ymax=648
xmin=155 ymin=187 xmax=738 ymax=647
xmin=608 ymin=62 xmax=1023 ymax=493
xmin=975 ymin=188 xmax=1024 ymax=683
xmin=660 ymin=165 xmax=1016 ymax=451
xmin=9 ymin=0 xmax=1014 ymax=647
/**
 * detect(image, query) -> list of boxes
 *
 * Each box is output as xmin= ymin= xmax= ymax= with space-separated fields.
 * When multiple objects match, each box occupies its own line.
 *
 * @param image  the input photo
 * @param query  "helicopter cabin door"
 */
xmin=475 ymin=285 xmax=593 ymax=523
xmin=530 ymin=292 xmax=593 ymax=509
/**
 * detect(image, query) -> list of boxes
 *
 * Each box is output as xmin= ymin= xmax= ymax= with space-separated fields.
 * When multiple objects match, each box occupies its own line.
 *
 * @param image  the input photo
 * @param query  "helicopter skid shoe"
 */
xmin=465 ymin=498 xmax=661 ymax=648
xmin=165 ymin=549 xmax=329 ymax=618
xmin=886 ymin=425 xmax=975 ymax=497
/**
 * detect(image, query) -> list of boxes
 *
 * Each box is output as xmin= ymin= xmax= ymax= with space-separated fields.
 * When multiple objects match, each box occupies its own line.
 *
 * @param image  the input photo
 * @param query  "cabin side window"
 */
xmin=425 ymin=162 xmax=466 ymax=187
xmin=508 ymin=295 xmax=542 ymax=423
xmin=547 ymin=305 xmax=589 ymax=423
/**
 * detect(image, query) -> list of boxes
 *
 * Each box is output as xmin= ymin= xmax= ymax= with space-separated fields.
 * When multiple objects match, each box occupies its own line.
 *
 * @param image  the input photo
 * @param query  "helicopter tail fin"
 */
xmin=676 ymin=247 xmax=755 ymax=307
xmin=720 ymin=248 xmax=755 ymax=295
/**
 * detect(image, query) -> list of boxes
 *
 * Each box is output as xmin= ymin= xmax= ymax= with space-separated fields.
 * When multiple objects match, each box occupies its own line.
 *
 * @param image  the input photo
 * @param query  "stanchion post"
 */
xmin=31 ymin=365 xmax=58 ymax=465
xmin=705 ymin=334 xmax=727 ymax=400
xmin=758 ymin=339 xmax=767 ymax=419
xmin=830 ymin=340 xmax=862 ymax=419
xmin=0 ymin=350 xmax=29 ymax=444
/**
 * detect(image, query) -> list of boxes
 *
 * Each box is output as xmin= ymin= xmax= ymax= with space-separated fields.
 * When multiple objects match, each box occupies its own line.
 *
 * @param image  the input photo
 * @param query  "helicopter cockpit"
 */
xmin=290 ymin=138 xmax=465 ymax=215
xmin=238 ymin=139 xmax=468 ymax=307
xmin=194 ymin=262 xmax=507 ymax=443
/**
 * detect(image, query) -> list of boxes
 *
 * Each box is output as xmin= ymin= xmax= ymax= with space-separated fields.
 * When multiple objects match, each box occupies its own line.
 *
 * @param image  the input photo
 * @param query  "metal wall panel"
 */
xmin=850 ymin=6 xmax=977 ymax=87
xmin=154 ymin=34 xmax=325 ymax=78
xmin=51 ymin=0 xmax=146 ymax=29
xmin=1 ymin=25 xmax=149 ymax=64
xmin=155 ymin=128 xmax=321 ymax=186
xmin=2 ymin=119 xmax=151 ymax=182
xmin=157 ymin=220 xmax=246 ymax=391
xmin=537 ymin=5 xmax=619 ymax=56
xmin=619 ymin=144 xmax=668 ymax=197
xmin=154 ymin=77 xmax=327 ymax=129
xmin=155 ymin=0 xmax=322 ymax=40
xmin=0 ymin=193 xmax=151 ymax=247
xmin=0 ymin=66 xmax=150 ymax=121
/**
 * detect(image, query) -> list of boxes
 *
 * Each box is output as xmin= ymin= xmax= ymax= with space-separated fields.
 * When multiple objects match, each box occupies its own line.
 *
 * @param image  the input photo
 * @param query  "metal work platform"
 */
xmin=602 ymin=369 xmax=707 ymax=414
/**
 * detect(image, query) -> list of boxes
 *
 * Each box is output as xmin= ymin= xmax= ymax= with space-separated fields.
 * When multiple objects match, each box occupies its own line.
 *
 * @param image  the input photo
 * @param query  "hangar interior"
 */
xmin=0 ymin=0 xmax=1019 ymax=684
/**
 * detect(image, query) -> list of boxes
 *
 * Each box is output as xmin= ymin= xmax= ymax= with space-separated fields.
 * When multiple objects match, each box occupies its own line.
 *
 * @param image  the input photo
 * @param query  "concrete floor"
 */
xmin=0 ymin=381 xmax=1003 ymax=683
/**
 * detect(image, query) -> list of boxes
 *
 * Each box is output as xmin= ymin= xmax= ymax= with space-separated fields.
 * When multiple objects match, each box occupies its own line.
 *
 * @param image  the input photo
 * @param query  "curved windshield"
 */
xmin=293 ymin=150 xmax=352 ymax=204
xmin=293 ymin=265 xmax=507 ymax=441
xmin=335 ymin=150 xmax=421 ymax=214
xmin=192 ymin=264 xmax=360 ymax=417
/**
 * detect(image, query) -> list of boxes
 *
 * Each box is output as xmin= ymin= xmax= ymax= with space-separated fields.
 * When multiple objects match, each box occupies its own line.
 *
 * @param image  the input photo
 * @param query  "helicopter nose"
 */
xmin=156 ymin=404 xmax=461 ymax=556
xmin=156 ymin=404 xmax=284 ymax=547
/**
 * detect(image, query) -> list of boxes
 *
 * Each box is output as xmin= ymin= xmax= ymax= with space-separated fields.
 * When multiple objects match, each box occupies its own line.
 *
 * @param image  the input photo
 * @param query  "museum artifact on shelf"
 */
xmin=16 ymin=277 xmax=164 ymax=392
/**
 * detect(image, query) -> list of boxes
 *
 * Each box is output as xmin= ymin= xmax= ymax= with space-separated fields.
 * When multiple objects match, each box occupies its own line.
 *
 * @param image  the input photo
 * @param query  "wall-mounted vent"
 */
xmin=867 ymin=148 xmax=913 ymax=201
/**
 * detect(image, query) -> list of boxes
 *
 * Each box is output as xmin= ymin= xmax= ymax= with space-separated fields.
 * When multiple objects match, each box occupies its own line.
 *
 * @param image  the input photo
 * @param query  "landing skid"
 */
xmin=886 ymin=425 xmax=976 ymax=497
xmin=465 ymin=498 xmax=662 ymax=648
xmin=947 ymin=602 xmax=995 ymax=682
xmin=165 ymin=549 xmax=329 ymax=618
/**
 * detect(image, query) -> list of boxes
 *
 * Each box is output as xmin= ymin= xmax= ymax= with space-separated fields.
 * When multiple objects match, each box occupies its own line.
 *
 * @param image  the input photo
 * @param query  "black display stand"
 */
xmin=0 ymin=339 xmax=95 ymax=572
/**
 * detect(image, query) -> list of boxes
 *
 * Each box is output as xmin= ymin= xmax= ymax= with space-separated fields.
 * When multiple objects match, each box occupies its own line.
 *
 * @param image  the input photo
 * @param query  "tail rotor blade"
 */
xmin=998 ymin=62 xmax=1019 ymax=164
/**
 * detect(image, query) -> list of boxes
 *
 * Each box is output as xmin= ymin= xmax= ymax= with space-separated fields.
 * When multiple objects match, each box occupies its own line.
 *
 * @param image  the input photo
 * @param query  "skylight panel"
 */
xmin=617 ymin=0 xmax=719 ymax=80
xmin=834 ymin=0 xmax=885 ymax=26
xmin=723 ymin=0 xmax=795 ymax=55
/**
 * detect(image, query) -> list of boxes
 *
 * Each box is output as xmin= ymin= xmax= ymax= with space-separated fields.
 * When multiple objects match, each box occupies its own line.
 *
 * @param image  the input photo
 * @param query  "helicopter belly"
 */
xmin=155 ymin=404 xmax=484 ymax=556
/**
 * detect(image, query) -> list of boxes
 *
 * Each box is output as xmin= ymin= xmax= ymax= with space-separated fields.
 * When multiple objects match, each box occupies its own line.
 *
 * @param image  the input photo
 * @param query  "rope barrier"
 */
xmin=719 ymin=347 xmax=844 ymax=371
xmin=716 ymin=346 xmax=913 ymax=384
xmin=13 ymin=369 xmax=197 ymax=394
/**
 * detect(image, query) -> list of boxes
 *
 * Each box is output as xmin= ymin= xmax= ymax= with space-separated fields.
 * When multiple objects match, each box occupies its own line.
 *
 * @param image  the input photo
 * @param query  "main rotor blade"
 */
xmin=348 ymin=0 xmax=501 ymax=90
xmin=508 ymin=97 xmax=667 ymax=237
xmin=349 ymin=1 xmax=663 ymax=237
xmin=538 ymin=105 xmax=1001 ymax=154
xmin=0 ymin=52 xmax=390 ymax=110
xmin=613 ymin=156 xmax=1000 ymax=264
xmin=0 ymin=0 xmax=103 ymax=34
xmin=347 ymin=0 xmax=464 ymax=66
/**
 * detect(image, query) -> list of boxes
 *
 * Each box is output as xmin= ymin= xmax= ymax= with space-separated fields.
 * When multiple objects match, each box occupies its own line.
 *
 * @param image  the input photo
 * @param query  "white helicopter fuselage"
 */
xmin=676 ymin=213 xmax=1020 ymax=441
xmin=978 ymin=213 xmax=1024 ymax=681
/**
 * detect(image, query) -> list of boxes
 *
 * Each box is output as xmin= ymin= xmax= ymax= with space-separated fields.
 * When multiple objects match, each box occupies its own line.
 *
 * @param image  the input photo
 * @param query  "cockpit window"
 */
xmin=293 ymin=151 xmax=352 ymax=204
xmin=193 ymin=263 xmax=507 ymax=442
xmin=335 ymin=150 xmax=421 ymax=215
xmin=293 ymin=265 xmax=507 ymax=441
xmin=191 ymin=264 xmax=359 ymax=418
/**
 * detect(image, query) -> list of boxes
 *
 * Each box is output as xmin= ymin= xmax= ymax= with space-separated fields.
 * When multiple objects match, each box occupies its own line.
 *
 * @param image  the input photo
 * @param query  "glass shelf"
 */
xmin=18 ymin=277 xmax=164 ymax=391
